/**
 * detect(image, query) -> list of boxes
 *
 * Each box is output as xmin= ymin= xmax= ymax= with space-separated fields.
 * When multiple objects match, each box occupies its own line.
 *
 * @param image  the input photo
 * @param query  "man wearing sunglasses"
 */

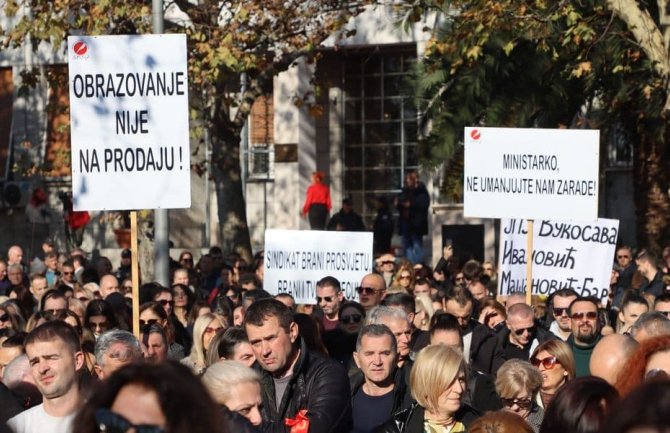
xmin=357 ymin=274 xmax=387 ymax=311
xmin=548 ymin=289 xmax=578 ymax=341
xmin=8 ymin=321 xmax=84 ymax=433
xmin=491 ymin=303 xmax=557 ymax=374
xmin=316 ymin=276 xmax=344 ymax=332
xmin=567 ymin=296 xmax=602 ymax=377
xmin=245 ymin=299 xmax=351 ymax=433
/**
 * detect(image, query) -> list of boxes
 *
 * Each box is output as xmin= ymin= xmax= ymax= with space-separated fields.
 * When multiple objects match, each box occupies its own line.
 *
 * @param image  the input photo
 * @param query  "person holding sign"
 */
xmin=301 ymin=171 xmax=332 ymax=230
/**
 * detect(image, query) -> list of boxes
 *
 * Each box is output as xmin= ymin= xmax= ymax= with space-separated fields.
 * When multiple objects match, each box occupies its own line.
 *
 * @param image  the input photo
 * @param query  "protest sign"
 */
xmin=498 ymin=218 xmax=619 ymax=304
xmin=264 ymin=229 xmax=374 ymax=304
xmin=464 ymin=127 xmax=599 ymax=221
xmin=68 ymin=34 xmax=190 ymax=211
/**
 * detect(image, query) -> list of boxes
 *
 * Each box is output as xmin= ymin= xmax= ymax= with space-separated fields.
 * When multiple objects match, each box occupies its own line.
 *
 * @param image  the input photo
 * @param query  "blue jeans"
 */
xmin=403 ymin=234 xmax=424 ymax=264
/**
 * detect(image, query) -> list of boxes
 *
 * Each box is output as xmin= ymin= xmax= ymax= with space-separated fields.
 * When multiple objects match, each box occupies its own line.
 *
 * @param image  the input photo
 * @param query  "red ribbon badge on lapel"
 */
xmin=284 ymin=409 xmax=310 ymax=433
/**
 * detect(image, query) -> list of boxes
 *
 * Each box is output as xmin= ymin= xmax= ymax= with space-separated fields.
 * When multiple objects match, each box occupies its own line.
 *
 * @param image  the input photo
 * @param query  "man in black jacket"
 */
xmin=245 ymin=299 xmax=352 ymax=433
xmin=349 ymin=324 xmax=409 ymax=433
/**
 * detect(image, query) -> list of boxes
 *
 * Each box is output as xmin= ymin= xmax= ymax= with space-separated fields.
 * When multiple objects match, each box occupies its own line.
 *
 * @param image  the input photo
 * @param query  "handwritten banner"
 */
xmin=498 ymin=218 xmax=619 ymax=304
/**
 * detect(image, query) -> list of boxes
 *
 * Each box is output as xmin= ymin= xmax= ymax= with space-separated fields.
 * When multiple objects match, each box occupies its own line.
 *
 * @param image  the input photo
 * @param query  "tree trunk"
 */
xmin=634 ymin=126 xmax=670 ymax=251
xmin=210 ymin=108 xmax=253 ymax=263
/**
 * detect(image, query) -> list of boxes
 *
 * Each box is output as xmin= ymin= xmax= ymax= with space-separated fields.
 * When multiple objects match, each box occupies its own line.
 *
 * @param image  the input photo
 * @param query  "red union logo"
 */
xmin=73 ymin=41 xmax=88 ymax=56
xmin=470 ymin=129 xmax=481 ymax=140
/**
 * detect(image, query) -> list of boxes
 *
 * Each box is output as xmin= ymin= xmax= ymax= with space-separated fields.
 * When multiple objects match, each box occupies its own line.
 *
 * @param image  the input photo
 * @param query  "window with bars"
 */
xmin=342 ymin=46 xmax=418 ymax=223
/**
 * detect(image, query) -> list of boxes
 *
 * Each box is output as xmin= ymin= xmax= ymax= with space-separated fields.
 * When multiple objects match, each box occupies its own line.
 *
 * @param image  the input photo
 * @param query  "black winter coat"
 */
xmin=256 ymin=338 xmax=352 ymax=433
xmin=373 ymin=403 xmax=480 ymax=433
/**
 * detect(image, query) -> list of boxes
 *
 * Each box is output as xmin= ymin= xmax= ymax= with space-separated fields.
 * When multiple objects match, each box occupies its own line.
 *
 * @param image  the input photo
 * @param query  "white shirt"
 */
xmin=7 ymin=404 xmax=75 ymax=433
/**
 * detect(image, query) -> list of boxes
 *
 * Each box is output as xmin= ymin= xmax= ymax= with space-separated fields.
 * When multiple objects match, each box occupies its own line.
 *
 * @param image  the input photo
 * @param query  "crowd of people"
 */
xmin=0 ymin=239 xmax=669 ymax=433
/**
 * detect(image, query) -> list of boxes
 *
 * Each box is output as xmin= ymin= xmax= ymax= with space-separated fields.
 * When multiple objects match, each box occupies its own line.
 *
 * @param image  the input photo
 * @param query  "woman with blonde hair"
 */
xmin=496 ymin=359 xmax=544 ymax=432
xmin=377 ymin=345 xmax=479 ymax=432
xmin=201 ymin=360 xmax=263 ymax=426
xmin=414 ymin=293 xmax=435 ymax=331
xmin=181 ymin=312 xmax=225 ymax=375
xmin=389 ymin=264 xmax=415 ymax=294
xmin=529 ymin=340 xmax=576 ymax=408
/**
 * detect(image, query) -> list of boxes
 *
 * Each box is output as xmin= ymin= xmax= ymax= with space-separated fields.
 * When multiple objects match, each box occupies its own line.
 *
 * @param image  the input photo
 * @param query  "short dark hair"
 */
xmin=317 ymin=276 xmax=341 ymax=292
xmin=39 ymin=289 xmax=66 ymax=312
xmin=26 ymin=320 xmax=81 ymax=354
xmin=551 ymin=288 xmax=579 ymax=304
xmin=430 ymin=313 xmax=462 ymax=339
xmin=445 ymin=286 xmax=475 ymax=307
xmin=654 ymin=293 xmax=670 ymax=307
xmin=621 ymin=290 xmax=649 ymax=311
xmin=210 ymin=327 xmax=249 ymax=364
xmin=381 ymin=293 xmax=415 ymax=317
xmin=567 ymin=296 xmax=600 ymax=316
xmin=244 ymin=298 xmax=293 ymax=333
xmin=356 ymin=324 xmax=397 ymax=353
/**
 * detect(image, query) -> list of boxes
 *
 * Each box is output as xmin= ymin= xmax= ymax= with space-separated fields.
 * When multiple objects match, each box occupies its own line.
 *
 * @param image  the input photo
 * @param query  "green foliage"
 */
xmin=403 ymin=0 xmax=667 ymax=201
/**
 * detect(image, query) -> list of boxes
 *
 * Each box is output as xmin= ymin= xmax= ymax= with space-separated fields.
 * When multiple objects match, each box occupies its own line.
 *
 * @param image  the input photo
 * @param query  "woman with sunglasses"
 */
xmin=181 ymin=312 xmax=225 ymax=375
xmin=73 ymin=362 xmax=228 ymax=433
xmin=496 ymin=359 xmax=544 ymax=432
xmin=85 ymin=300 xmax=119 ymax=339
xmin=615 ymin=334 xmax=670 ymax=397
xmin=140 ymin=302 xmax=184 ymax=361
xmin=389 ymin=264 xmax=415 ymax=294
xmin=529 ymin=340 xmax=576 ymax=409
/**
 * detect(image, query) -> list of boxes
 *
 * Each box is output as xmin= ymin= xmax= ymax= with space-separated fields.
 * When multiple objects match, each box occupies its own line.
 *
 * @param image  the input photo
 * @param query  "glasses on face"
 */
xmin=531 ymin=355 xmax=559 ymax=369
xmin=356 ymin=286 xmax=380 ymax=296
xmin=645 ymin=368 xmax=670 ymax=381
xmin=204 ymin=326 xmax=222 ymax=334
xmin=140 ymin=319 xmax=159 ymax=327
xmin=513 ymin=326 xmax=535 ymax=336
xmin=0 ymin=314 xmax=9 ymax=322
xmin=158 ymin=300 xmax=174 ymax=307
xmin=62 ymin=271 xmax=73 ymax=276
xmin=316 ymin=296 xmax=334 ymax=303
xmin=341 ymin=314 xmax=362 ymax=324
xmin=501 ymin=397 xmax=532 ymax=410
xmin=571 ymin=311 xmax=598 ymax=321
xmin=617 ymin=255 xmax=630 ymax=259
xmin=95 ymin=408 xmax=165 ymax=433
xmin=181 ymin=257 xmax=193 ymax=263
xmin=398 ymin=274 xmax=411 ymax=280
xmin=381 ymin=261 xmax=394 ymax=266
xmin=553 ymin=307 xmax=569 ymax=317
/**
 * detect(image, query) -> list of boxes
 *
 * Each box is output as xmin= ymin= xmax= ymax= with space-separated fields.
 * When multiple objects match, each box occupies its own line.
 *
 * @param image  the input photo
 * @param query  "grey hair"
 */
xmin=365 ymin=305 xmax=409 ymax=327
xmin=94 ymin=329 xmax=142 ymax=366
xmin=3 ymin=354 xmax=31 ymax=390
xmin=630 ymin=311 xmax=670 ymax=339
xmin=355 ymin=324 xmax=397 ymax=354
xmin=144 ymin=323 xmax=168 ymax=345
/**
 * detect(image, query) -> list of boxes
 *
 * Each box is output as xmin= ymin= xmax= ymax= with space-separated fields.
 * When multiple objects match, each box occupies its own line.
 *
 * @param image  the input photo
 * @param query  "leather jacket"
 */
xmin=374 ymin=403 xmax=480 ymax=433
xmin=256 ymin=338 xmax=352 ymax=433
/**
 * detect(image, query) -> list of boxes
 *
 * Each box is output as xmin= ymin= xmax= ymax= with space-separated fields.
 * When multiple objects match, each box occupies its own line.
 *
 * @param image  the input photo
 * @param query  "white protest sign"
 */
xmin=68 ymin=34 xmax=190 ymax=211
xmin=498 ymin=218 xmax=619 ymax=304
xmin=264 ymin=229 xmax=374 ymax=304
xmin=464 ymin=127 xmax=599 ymax=221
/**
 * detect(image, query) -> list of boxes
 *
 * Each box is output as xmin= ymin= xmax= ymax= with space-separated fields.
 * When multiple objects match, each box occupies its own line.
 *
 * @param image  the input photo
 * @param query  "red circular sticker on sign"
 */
xmin=470 ymin=129 xmax=481 ymax=140
xmin=73 ymin=41 xmax=88 ymax=56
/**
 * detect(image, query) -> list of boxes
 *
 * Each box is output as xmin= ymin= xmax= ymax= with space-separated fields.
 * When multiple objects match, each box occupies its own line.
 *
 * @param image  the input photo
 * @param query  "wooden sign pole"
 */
xmin=526 ymin=220 xmax=534 ymax=306
xmin=130 ymin=211 xmax=140 ymax=338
